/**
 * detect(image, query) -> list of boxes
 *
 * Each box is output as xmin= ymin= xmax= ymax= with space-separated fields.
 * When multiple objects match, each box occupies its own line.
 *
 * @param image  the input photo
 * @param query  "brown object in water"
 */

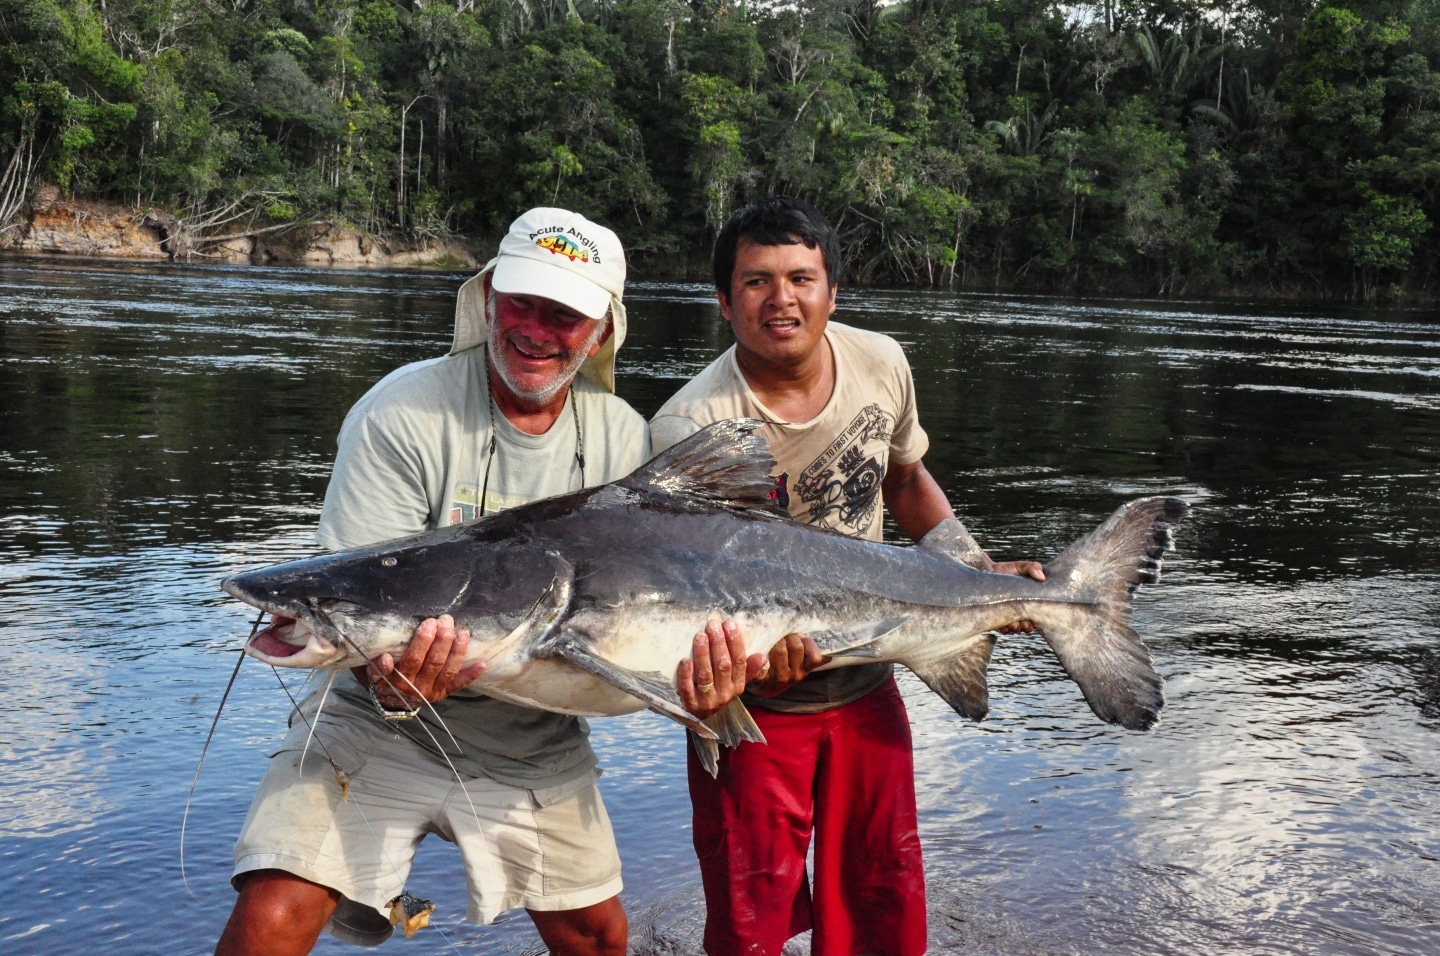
xmin=386 ymin=891 xmax=435 ymax=939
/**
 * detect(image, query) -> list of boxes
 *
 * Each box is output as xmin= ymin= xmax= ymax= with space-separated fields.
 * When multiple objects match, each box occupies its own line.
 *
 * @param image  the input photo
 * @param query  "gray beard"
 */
xmin=486 ymin=300 xmax=605 ymax=406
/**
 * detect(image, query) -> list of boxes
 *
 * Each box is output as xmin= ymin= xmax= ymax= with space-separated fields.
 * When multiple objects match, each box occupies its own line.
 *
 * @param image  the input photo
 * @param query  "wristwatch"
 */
xmin=366 ymin=679 xmax=421 ymax=721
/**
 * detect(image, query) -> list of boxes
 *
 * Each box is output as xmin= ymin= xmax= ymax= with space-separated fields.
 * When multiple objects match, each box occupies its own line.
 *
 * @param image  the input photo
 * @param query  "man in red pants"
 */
xmin=651 ymin=196 xmax=1043 ymax=955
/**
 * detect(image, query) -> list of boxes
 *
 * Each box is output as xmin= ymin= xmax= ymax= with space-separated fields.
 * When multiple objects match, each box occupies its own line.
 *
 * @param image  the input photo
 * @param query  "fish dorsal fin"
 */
xmin=622 ymin=418 xmax=787 ymax=516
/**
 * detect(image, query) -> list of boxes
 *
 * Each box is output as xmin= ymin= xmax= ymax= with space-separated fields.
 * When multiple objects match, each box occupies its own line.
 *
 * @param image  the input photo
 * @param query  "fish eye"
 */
xmin=381 ymin=557 xmax=397 ymax=567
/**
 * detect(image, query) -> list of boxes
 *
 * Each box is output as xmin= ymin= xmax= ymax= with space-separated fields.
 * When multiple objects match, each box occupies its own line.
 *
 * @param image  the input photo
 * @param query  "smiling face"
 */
xmin=485 ymin=284 xmax=608 ymax=407
xmin=718 ymin=237 xmax=837 ymax=373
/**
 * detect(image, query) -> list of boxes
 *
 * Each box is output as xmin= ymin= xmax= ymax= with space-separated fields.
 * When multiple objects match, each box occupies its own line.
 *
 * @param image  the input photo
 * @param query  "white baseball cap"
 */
xmin=451 ymin=208 xmax=628 ymax=392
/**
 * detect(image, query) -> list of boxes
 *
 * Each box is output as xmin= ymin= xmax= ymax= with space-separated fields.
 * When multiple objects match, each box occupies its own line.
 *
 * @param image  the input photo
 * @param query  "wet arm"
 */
xmin=881 ymin=458 xmax=957 ymax=542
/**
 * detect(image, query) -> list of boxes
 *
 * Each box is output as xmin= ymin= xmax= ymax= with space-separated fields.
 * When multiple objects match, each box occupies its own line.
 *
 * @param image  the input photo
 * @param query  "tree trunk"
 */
xmin=437 ymin=97 xmax=448 ymax=195
xmin=0 ymin=134 xmax=36 ymax=238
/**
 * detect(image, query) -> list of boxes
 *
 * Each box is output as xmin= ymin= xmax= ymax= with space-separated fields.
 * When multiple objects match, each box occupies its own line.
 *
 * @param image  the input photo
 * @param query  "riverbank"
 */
xmin=4 ymin=186 xmax=1434 ymax=305
xmin=1 ymin=185 xmax=478 ymax=270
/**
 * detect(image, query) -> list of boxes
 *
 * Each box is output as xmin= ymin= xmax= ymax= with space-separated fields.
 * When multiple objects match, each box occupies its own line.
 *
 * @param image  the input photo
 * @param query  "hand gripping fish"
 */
xmin=223 ymin=419 xmax=1188 ymax=774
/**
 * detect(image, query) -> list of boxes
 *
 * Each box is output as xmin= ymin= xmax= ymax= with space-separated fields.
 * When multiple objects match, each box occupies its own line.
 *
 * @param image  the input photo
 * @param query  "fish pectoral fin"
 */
xmin=486 ymin=552 xmax=576 ymax=670
xmin=824 ymin=644 xmax=882 ymax=660
xmin=548 ymin=635 xmax=718 ymax=740
xmin=690 ymin=731 xmax=721 ymax=778
xmin=808 ymin=616 xmax=911 ymax=659
xmin=902 ymin=631 xmax=998 ymax=721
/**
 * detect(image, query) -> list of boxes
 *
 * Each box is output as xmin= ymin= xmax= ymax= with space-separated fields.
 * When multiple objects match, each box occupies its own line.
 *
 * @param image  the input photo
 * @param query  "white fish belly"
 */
xmin=469 ymin=600 xmax=988 ymax=719
xmin=567 ymin=605 xmax=830 ymax=674
xmin=477 ymin=605 xmax=822 ymax=717
xmin=478 ymin=659 xmax=650 ymax=717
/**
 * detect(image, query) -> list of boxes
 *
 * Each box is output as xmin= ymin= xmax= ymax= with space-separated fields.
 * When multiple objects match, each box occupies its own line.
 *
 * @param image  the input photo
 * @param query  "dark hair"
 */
xmin=712 ymin=196 xmax=841 ymax=297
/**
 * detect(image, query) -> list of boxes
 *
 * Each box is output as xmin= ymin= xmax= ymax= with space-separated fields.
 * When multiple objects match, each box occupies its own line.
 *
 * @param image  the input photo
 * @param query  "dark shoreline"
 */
xmin=7 ymin=245 xmax=1434 ymax=312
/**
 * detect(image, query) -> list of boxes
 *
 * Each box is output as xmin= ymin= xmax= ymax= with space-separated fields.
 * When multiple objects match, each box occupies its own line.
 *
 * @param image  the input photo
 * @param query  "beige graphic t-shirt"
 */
xmin=650 ymin=321 xmax=930 ymax=711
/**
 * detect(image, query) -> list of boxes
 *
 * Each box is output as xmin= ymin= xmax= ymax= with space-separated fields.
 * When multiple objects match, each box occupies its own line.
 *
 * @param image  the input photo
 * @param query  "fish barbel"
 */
xmin=223 ymin=419 xmax=1188 ymax=772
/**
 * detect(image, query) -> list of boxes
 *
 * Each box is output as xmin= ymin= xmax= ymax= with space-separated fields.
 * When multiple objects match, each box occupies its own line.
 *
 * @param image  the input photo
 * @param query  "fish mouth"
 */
xmin=222 ymin=574 xmax=348 ymax=668
xmin=245 ymin=615 xmax=346 ymax=668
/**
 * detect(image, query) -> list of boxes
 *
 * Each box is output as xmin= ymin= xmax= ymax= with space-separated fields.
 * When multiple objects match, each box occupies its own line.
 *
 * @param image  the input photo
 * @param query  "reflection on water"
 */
xmin=2 ymin=638 xmax=110 ymax=841
xmin=2 ymin=258 xmax=1439 ymax=954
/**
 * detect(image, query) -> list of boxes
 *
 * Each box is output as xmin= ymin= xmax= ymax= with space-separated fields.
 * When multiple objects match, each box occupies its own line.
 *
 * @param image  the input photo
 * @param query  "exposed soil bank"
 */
xmin=2 ymin=186 xmax=478 ymax=270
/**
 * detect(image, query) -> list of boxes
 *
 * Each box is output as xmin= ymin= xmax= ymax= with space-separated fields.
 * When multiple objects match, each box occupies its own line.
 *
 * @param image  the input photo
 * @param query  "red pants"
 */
xmin=687 ymin=677 xmax=927 ymax=956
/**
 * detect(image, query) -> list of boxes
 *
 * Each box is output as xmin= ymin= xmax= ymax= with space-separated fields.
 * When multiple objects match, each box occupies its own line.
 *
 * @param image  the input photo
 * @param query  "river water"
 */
xmin=1 ymin=256 xmax=1438 ymax=955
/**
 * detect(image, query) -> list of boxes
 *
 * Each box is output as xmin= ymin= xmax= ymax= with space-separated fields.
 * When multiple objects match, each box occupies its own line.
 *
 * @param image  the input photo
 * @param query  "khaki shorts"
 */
xmin=232 ymin=695 xmax=622 ymax=943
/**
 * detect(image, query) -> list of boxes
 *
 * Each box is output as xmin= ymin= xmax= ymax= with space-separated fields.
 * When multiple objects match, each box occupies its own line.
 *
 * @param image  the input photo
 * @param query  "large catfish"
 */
xmin=224 ymin=419 xmax=1188 ymax=773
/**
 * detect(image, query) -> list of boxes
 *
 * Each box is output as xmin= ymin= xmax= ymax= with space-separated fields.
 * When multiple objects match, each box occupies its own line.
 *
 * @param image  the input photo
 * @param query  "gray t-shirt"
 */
xmin=316 ymin=346 xmax=650 ymax=788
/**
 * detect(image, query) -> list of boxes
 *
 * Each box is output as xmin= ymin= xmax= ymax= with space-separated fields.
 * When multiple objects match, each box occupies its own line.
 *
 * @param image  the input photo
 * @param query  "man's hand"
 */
xmin=748 ymin=633 xmax=828 ymax=698
xmin=992 ymin=560 xmax=1046 ymax=634
xmin=677 ymin=620 xmax=766 ymax=720
xmin=994 ymin=560 xmax=1045 ymax=582
xmin=357 ymin=614 xmax=486 ymax=711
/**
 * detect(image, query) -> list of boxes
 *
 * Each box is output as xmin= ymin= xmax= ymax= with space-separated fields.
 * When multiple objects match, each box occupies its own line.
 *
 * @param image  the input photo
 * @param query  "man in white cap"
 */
xmin=214 ymin=209 xmax=749 ymax=956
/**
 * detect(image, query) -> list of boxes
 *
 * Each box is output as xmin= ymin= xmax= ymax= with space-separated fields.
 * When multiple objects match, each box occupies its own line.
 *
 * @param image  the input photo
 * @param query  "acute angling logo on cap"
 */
xmin=529 ymin=225 xmax=603 ymax=265
xmin=536 ymin=234 xmax=588 ymax=262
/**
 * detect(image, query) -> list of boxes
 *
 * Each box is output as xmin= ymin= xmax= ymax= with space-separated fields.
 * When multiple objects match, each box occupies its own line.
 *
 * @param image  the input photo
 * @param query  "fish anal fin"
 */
xmin=903 ymin=631 xmax=997 ymax=721
xmin=548 ymin=635 xmax=718 ymax=740
xmin=620 ymin=419 xmax=787 ymax=517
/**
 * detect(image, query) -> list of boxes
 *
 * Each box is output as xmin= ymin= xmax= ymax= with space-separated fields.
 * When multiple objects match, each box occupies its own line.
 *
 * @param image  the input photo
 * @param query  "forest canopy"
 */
xmin=1 ymin=0 xmax=1437 ymax=299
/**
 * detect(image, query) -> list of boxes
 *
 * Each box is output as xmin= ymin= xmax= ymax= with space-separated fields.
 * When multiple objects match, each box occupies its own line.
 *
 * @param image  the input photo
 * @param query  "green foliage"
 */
xmin=1345 ymin=186 xmax=1430 ymax=269
xmin=265 ymin=200 xmax=297 ymax=221
xmin=0 ymin=0 xmax=1435 ymax=298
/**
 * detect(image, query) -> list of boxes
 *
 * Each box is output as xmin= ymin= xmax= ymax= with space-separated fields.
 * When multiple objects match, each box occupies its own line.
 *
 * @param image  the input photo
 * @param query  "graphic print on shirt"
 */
xmin=792 ymin=404 xmax=893 ymax=536
xmin=770 ymin=473 xmax=790 ymax=510
xmin=450 ymin=482 xmax=483 ymax=524
xmin=452 ymin=482 xmax=529 ymax=522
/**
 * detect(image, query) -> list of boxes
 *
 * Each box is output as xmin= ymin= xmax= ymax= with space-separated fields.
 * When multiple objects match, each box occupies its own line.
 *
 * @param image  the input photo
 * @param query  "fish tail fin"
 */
xmin=1030 ymin=496 xmax=1189 ymax=730
xmin=689 ymin=699 xmax=768 ymax=777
